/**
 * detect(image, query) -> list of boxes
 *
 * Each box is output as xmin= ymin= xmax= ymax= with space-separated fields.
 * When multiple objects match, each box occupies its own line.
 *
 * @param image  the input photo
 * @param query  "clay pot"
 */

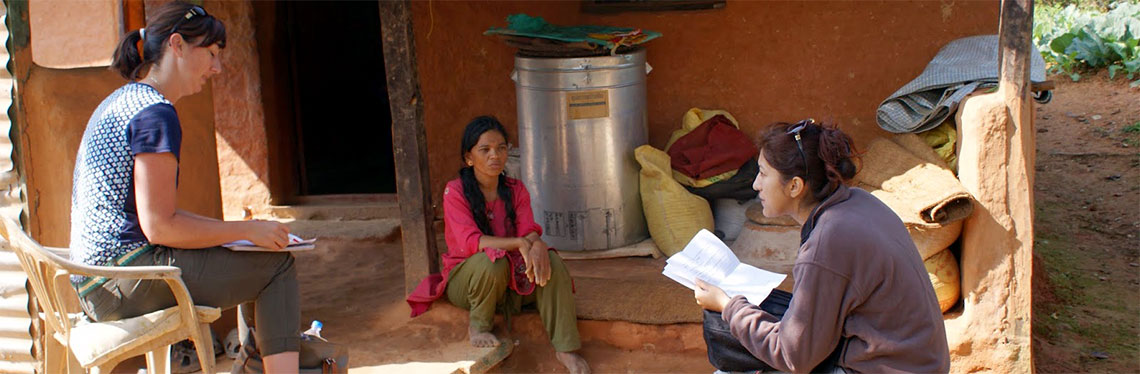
xmin=730 ymin=220 xmax=799 ymax=292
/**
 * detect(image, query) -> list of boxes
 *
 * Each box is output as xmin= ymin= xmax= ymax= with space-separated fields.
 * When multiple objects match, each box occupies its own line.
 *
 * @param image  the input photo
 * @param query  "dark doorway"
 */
xmin=265 ymin=1 xmax=395 ymax=196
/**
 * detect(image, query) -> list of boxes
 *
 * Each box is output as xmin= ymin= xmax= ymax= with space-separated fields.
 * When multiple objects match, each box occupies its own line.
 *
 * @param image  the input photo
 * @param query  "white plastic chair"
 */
xmin=0 ymin=216 xmax=218 ymax=374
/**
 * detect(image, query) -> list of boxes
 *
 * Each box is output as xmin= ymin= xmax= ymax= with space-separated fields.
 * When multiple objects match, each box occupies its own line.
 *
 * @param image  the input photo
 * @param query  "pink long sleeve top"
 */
xmin=406 ymin=177 xmax=544 ymax=317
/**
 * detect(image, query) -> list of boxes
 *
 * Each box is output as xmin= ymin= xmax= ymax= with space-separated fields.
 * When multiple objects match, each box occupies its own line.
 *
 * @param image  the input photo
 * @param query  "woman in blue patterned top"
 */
xmin=70 ymin=1 xmax=300 ymax=370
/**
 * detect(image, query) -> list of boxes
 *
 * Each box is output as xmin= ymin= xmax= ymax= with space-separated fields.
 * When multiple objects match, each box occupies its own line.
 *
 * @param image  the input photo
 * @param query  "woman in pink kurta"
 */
xmin=407 ymin=116 xmax=589 ymax=374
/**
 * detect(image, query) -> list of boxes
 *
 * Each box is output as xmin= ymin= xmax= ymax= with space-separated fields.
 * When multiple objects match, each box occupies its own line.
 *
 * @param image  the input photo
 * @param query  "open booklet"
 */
xmin=223 ymin=233 xmax=316 ymax=252
xmin=662 ymin=229 xmax=787 ymax=305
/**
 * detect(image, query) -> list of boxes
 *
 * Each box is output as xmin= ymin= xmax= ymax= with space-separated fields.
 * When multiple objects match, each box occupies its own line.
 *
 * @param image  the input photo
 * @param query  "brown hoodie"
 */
xmin=722 ymin=185 xmax=950 ymax=373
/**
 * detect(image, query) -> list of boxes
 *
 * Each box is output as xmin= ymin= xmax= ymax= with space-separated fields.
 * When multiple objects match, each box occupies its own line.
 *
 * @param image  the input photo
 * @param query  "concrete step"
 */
xmin=500 ymin=312 xmax=710 ymax=373
xmin=0 ymin=294 xmax=28 ymax=318
xmin=0 ymin=337 xmax=32 ymax=362
xmin=283 ymin=219 xmax=402 ymax=243
xmin=0 ymin=271 xmax=25 ymax=299
xmin=267 ymin=202 xmax=401 ymax=221
xmin=0 ymin=316 xmax=29 ymax=339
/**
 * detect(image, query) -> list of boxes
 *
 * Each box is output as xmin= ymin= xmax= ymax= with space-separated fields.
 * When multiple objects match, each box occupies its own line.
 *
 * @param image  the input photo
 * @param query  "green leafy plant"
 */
xmin=1034 ymin=1 xmax=1140 ymax=86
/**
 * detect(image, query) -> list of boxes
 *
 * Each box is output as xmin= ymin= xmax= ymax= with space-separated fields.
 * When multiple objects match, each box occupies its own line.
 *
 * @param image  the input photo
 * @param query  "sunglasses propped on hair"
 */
xmin=171 ymin=5 xmax=207 ymax=34
xmin=786 ymin=118 xmax=815 ymax=179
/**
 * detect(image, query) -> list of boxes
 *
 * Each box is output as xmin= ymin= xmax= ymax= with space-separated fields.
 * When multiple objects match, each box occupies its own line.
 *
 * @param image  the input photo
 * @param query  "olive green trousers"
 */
xmin=446 ymin=251 xmax=581 ymax=352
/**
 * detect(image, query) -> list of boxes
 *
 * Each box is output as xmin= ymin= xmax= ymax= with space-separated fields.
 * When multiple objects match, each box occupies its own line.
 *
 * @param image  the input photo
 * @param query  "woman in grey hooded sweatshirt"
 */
xmin=695 ymin=120 xmax=950 ymax=374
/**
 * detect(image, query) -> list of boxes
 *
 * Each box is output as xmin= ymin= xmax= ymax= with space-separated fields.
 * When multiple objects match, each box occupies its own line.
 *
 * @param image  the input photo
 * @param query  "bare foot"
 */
xmin=468 ymin=325 xmax=501 ymax=348
xmin=555 ymin=351 xmax=590 ymax=374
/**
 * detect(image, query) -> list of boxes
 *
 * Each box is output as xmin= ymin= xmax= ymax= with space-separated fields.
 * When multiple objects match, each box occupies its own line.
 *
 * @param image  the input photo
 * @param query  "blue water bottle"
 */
xmin=302 ymin=320 xmax=324 ymax=340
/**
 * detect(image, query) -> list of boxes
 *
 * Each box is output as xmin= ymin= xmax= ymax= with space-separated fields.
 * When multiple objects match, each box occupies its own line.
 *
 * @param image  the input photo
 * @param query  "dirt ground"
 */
xmin=1030 ymin=72 xmax=1140 ymax=373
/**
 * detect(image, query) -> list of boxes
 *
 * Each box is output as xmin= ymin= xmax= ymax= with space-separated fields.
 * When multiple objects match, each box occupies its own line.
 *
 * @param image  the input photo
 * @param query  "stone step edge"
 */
xmin=267 ymin=204 xmax=401 ymax=221
xmin=283 ymin=220 xmax=403 ymax=242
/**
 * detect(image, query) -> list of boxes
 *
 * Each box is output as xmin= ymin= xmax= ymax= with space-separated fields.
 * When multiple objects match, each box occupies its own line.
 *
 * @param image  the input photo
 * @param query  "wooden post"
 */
xmin=123 ymin=0 xmax=145 ymax=31
xmin=997 ymin=0 xmax=1036 ymax=371
xmin=951 ymin=0 xmax=1036 ymax=371
xmin=999 ymin=0 xmax=1034 ymax=105
xmin=379 ymin=0 xmax=439 ymax=296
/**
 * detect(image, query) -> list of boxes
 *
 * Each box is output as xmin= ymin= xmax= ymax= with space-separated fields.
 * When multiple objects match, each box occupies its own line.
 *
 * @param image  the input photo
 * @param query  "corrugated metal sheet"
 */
xmin=0 ymin=0 xmax=35 ymax=372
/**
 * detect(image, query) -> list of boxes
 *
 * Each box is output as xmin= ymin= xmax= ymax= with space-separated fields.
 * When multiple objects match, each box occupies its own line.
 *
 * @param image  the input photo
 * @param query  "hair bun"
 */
xmin=836 ymin=157 xmax=857 ymax=180
xmin=816 ymin=126 xmax=859 ymax=184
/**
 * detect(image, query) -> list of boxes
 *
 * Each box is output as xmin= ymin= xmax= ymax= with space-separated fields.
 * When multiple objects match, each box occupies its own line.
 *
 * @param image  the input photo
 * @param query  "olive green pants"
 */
xmin=445 ymin=251 xmax=581 ymax=352
xmin=80 ymin=245 xmax=300 ymax=356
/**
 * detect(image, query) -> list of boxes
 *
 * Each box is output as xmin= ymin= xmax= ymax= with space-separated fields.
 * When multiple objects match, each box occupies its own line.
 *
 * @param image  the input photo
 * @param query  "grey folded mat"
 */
xmin=877 ymin=34 xmax=1048 ymax=134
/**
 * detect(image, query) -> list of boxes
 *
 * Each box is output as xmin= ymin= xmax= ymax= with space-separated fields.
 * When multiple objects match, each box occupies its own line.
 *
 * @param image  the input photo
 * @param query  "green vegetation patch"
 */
xmin=1034 ymin=1 xmax=1140 ymax=86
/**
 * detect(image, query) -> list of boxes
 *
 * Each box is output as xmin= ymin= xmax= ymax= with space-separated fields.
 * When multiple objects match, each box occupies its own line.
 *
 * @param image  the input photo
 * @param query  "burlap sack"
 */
xmin=924 ymin=248 xmax=961 ymax=313
xmin=853 ymin=135 xmax=974 ymax=227
xmin=748 ymin=185 xmax=957 ymax=260
xmin=890 ymin=132 xmax=949 ymax=167
xmin=635 ymin=145 xmax=714 ymax=257
xmin=908 ymin=219 xmax=962 ymax=260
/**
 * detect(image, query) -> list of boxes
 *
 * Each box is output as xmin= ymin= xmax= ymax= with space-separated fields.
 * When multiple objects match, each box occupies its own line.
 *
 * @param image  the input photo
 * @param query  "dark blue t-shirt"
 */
xmin=120 ymin=102 xmax=182 ymax=244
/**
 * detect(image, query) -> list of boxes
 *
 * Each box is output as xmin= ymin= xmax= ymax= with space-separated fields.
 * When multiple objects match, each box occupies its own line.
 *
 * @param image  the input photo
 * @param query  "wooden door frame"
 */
xmin=378 ymin=0 xmax=438 ymax=295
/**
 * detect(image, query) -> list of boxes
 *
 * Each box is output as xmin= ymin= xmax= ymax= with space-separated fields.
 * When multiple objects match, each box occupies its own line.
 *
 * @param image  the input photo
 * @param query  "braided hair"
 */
xmin=458 ymin=116 xmax=516 ymax=236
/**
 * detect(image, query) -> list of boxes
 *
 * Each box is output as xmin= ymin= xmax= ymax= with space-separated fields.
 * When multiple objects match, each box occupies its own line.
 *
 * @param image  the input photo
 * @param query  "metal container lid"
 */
xmin=514 ymin=47 xmax=645 ymax=73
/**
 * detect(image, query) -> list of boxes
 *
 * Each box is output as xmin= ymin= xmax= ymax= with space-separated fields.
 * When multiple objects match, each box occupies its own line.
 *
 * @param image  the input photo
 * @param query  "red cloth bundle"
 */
xmin=667 ymin=114 xmax=758 ymax=180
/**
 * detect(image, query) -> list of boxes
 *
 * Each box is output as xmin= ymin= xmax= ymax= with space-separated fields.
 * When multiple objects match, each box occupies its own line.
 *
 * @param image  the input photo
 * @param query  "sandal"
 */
xmin=223 ymin=328 xmax=243 ymax=359
xmin=169 ymin=332 xmax=223 ymax=374
xmin=170 ymin=340 xmax=201 ymax=374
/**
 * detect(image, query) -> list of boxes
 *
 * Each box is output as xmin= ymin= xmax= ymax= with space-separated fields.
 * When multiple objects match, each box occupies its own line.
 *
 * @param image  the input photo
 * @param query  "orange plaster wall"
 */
xmin=205 ymin=0 xmax=273 ymax=219
xmin=27 ymin=0 xmax=120 ymax=68
xmin=411 ymin=0 xmax=1000 ymax=215
xmin=19 ymin=67 xmax=222 ymax=247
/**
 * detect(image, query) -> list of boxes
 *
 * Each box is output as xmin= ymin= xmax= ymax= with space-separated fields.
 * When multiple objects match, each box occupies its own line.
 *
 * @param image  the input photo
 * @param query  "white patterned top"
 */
xmin=70 ymin=83 xmax=181 ymax=295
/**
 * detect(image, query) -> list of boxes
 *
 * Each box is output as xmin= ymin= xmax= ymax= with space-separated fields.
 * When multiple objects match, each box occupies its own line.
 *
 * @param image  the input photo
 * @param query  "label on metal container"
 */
xmin=544 ymin=210 xmax=588 ymax=242
xmin=544 ymin=211 xmax=566 ymax=238
xmin=566 ymin=90 xmax=609 ymax=120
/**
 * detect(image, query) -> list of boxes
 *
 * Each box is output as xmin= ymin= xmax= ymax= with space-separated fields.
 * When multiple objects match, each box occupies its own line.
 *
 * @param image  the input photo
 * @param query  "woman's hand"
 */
xmin=527 ymin=239 xmax=552 ymax=287
xmin=243 ymin=220 xmax=290 ymax=250
xmin=516 ymin=236 xmax=535 ymax=279
xmin=694 ymin=279 xmax=731 ymax=312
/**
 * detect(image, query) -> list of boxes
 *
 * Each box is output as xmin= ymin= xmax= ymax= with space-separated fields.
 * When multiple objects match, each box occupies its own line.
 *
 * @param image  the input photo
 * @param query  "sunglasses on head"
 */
xmin=786 ymin=119 xmax=814 ymax=179
xmin=171 ymin=5 xmax=207 ymax=34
